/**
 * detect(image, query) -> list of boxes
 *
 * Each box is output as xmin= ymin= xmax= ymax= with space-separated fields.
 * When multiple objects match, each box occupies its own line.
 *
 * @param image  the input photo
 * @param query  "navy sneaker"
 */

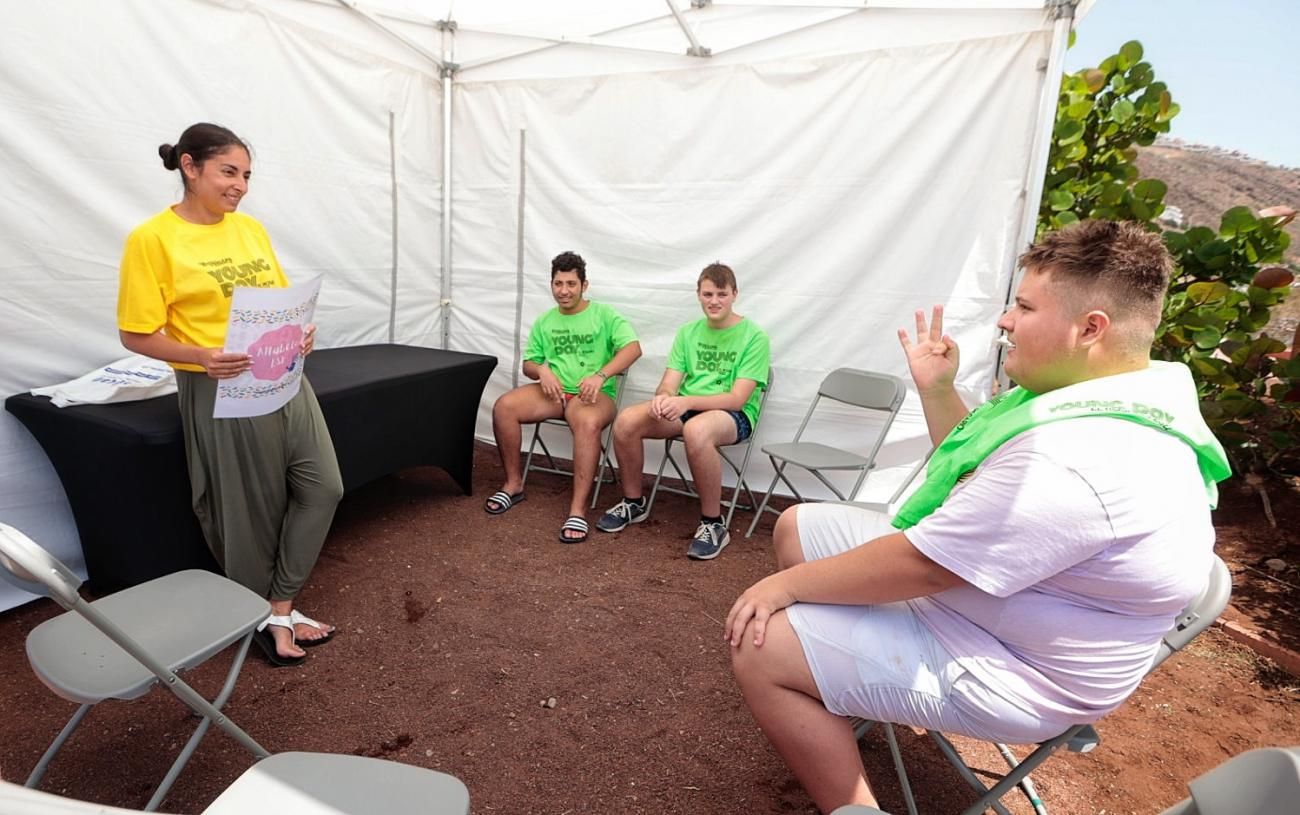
xmin=686 ymin=520 xmax=730 ymax=560
xmin=596 ymin=498 xmax=649 ymax=532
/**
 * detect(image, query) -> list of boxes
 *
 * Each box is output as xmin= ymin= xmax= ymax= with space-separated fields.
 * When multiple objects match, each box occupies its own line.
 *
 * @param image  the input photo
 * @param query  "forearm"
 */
xmin=119 ymin=329 xmax=206 ymax=368
xmin=522 ymin=360 xmax=546 ymax=381
xmin=918 ymin=387 xmax=970 ymax=447
xmin=598 ymin=342 xmax=642 ymax=378
xmin=783 ymin=532 xmax=964 ymax=606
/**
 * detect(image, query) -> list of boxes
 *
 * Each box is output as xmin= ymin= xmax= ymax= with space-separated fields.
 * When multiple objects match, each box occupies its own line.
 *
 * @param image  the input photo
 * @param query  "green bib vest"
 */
xmin=892 ymin=362 xmax=1232 ymax=530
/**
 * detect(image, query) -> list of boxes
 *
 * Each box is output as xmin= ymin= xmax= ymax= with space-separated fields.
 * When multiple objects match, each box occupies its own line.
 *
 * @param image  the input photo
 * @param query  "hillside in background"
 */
xmin=1136 ymin=139 xmax=1300 ymax=343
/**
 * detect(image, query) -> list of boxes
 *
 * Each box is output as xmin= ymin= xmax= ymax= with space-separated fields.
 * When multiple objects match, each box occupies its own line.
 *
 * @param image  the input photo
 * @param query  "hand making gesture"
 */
xmin=897 ymin=305 xmax=959 ymax=395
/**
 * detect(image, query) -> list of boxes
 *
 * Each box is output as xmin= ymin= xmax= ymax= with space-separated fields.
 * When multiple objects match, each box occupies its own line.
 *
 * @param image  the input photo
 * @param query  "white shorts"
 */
xmin=785 ymin=504 xmax=1064 ymax=744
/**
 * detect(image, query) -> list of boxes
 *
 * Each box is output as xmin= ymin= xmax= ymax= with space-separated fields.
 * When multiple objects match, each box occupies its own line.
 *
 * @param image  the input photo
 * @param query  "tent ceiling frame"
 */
xmin=328 ymin=0 xmax=448 ymax=70
xmin=665 ymin=0 xmax=712 ymax=56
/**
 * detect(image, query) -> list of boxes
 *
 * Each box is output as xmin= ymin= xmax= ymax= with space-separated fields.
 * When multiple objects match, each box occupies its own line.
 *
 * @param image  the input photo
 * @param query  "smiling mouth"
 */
xmin=994 ymin=336 xmax=1016 ymax=350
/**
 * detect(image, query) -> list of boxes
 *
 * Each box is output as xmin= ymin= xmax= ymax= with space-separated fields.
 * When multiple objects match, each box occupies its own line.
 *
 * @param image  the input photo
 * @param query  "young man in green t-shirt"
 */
xmin=486 ymin=251 xmax=642 ymax=543
xmin=597 ymin=262 xmax=770 ymax=560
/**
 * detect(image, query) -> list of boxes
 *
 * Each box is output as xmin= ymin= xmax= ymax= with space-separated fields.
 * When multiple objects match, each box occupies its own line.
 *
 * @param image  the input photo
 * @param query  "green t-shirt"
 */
xmin=524 ymin=300 xmax=637 ymax=398
xmin=667 ymin=317 xmax=770 ymax=427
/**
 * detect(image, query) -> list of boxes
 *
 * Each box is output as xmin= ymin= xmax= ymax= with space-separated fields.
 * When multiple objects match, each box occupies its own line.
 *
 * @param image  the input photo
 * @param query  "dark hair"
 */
xmin=551 ymin=251 xmax=587 ymax=282
xmin=158 ymin=123 xmax=249 ymax=190
xmin=1018 ymin=219 xmax=1171 ymax=328
xmin=697 ymin=262 xmax=737 ymax=292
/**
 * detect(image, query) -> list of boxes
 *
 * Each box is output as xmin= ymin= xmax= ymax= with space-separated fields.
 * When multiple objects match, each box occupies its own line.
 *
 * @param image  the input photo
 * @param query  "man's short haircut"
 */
xmin=698 ymin=262 xmax=737 ymax=292
xmin=1019 ymin=219 xmax=1172 ymax=339
xmin=551 ymin=251 xmax=587 ymax=282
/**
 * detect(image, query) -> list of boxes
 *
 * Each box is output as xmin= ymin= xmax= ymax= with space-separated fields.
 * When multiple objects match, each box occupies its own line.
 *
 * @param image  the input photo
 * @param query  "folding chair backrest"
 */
xmin=0 ymin=522 xmax=83 ymax=608
xmin=819 ymin=368 xmax=906 ymax=412
xmin=1150 ymin=555 xmax=1233 ymax=671
xmin=746 ymin=369 xmax=774 ymax=442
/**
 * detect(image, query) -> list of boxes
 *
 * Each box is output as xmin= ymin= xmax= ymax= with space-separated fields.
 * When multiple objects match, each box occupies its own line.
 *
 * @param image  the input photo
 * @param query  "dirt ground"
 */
xmin=1 ymin=442 xmax=1298 ymax=814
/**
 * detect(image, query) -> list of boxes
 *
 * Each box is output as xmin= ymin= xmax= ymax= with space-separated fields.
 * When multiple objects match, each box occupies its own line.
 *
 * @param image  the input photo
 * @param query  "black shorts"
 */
xmin=679 ymin=409 xmax=752 ymax=443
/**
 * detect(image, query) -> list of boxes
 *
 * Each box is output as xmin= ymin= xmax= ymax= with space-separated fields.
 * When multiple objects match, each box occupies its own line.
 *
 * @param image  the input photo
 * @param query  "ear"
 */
xmin=179 ymin=154 xmax=199 ymax=180
xmin=1078 ymin=309 xmax=1111 ymax=347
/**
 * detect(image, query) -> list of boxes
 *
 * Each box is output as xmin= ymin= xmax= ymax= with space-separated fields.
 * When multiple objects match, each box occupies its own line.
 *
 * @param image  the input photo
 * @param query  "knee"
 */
xmin=773 ymin=507 xmax=803 ymax=569
xmin=612 ymin=411 xmax=637 ymax=442
xmin=569 ymin=415 xmax=604 ymax=439
xmin=681 ymin=420 xmax=715 ymax=452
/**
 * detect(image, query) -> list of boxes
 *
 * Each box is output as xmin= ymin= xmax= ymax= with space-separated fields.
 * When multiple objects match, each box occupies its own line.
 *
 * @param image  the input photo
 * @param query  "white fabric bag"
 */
xmin=30 ymin=355 xmax=177 ymax=407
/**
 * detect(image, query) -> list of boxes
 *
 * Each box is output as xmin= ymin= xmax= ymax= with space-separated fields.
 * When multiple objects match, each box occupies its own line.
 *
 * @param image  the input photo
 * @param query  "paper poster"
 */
xmin=213 ymin=276 xmax=323 ymax=419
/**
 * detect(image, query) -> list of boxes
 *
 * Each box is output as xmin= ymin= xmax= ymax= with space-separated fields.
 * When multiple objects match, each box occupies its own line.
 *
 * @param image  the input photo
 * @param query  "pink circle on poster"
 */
xmin=248 ymin=324 xmax=303 ymax=381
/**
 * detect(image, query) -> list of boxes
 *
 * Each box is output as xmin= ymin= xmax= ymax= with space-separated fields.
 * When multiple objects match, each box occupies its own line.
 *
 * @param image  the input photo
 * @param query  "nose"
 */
xmin=996 ymin=310 xmax=1013 ymax=332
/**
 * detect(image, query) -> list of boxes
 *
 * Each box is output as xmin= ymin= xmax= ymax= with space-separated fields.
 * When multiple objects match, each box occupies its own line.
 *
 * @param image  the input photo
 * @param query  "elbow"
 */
xmin=119 ymin=330 xmax=144 ymax=354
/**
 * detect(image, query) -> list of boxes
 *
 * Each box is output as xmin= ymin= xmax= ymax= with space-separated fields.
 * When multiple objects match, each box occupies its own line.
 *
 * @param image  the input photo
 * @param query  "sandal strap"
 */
xmin=561 ymin=516 xmax=589 ymax=532
xmin=486 ymin=490 xmax=516 ymax=509
xmin=258 ymin=614 xmax=295 ymax=633
xmin=289 ymin=609 xmax=326 ymax=631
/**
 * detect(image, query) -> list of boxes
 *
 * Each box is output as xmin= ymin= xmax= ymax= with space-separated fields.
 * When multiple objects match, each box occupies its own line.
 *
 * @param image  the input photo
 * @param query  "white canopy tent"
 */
xmin=0 ymin=0 xmax=1088 ymax=609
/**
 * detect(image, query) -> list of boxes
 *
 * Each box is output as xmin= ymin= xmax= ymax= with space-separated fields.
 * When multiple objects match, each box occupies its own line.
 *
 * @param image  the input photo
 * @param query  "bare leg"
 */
xmin=610 ymin=402 xmax=680 ymax=500
xmin=681 ymin=410 xmax=739 ymax=518
xmin=564 ymin=394 xmax=617 ymax=530
xmin=732 ymin=612 xmax=878 ymax=812
xmin=491 ymin=384 xmax=565 ymax=499
xmin=268 ymin=598 xmax=306 ymax=659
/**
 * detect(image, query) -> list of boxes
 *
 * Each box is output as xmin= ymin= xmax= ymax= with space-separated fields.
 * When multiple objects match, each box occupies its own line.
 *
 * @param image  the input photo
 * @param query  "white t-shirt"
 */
xmin=905 ymin=416 xmax=1214 ymax=726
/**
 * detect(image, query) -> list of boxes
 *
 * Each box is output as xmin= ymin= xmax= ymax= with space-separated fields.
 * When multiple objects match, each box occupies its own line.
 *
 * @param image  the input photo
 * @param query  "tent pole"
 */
xmin=439 ymin=21 xmax=457 ymax=350
xmin=664 ymin=0 xmax=710 ymax=57
xmin=512 ymin=129 xmax=527 ymax=389
xmin=996 ymin=0 xmax=1077 ymax=390
xmin=388 ymin=109 xmax=398 ymax=344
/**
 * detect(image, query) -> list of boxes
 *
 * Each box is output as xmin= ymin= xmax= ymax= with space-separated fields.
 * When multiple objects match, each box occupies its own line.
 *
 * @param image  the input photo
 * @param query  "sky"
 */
xmin=1065 ymin=0 xmax=1298 ymax=168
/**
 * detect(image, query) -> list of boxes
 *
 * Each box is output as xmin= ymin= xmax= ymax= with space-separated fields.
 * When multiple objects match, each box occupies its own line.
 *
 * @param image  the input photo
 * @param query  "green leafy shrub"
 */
xmin=1043 ymin=40 xmax=1300 ymax=475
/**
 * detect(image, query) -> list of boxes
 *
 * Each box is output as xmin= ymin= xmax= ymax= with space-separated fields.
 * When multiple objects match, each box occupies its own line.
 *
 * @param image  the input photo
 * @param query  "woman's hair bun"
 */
xmin=158 ymin=143 xmax=179 ymax=171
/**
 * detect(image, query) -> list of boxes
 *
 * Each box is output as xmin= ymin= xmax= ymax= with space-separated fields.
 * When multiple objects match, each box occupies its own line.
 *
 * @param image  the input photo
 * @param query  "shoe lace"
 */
xmin=693 ymin=521 xmax=715 ymax=544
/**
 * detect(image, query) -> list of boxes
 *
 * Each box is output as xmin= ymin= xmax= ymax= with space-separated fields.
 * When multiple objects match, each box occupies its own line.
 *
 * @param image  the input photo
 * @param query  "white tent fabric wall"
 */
xmin=0 ymin=0 xmax=1076 ymax=610
xmin=454 ymin=25 xmax=1048 ymax=505
xmin=0 ymin=0 xmax=445 ymax=609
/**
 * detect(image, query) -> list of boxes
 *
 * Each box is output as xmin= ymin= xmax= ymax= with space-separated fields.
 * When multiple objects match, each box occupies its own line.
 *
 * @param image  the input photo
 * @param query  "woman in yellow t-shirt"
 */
xmin=117 ymin=123 xmax=342 ymax=668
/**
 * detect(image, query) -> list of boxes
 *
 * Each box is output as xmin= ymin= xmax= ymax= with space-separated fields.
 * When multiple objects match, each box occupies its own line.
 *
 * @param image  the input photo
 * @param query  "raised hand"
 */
xmin=897 ymin=305 xmax=959 ymax=395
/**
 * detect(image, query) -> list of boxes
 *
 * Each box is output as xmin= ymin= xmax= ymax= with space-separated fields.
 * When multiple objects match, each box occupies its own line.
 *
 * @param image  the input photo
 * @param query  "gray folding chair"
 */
xmin=0 ymin=522 xmax=470 ymax=814
xmin=830 ymin=745 xmax=1300 ymax=815
xmin=849 ymin=555 xmax=1232 ymax=815
xmin=522 ymin=373 xmax=626 ymax=509
xmin=746 ymin=368 xmax=906 ymax=538
xmin=646 ymin=371 xmax=772 ymax=531
xmin=1159 ymin=746 xmax=1300 ymax=815
xmin=0 ymin=752 xmax=471 ymax=814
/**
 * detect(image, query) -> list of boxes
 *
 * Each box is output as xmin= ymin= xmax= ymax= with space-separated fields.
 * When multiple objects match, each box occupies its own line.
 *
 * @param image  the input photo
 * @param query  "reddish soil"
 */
xmin=1 ymin=443 xmax=1297 ymax=814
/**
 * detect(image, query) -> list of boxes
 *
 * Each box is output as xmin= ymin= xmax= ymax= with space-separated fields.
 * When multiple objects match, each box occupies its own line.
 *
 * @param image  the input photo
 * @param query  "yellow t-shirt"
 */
xmin=117 ymin=208 xmax=288 ymax=371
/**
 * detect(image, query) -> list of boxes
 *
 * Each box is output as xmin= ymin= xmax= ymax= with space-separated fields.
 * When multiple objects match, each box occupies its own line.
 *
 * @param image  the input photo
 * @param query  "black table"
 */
xmin=6 ymin=344 xmax=497 ymax=593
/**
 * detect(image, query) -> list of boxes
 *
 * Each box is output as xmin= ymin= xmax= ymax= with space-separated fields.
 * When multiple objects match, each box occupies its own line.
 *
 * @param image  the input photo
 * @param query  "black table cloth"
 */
xmin=6 ymin=344 xmax=497 ymax=592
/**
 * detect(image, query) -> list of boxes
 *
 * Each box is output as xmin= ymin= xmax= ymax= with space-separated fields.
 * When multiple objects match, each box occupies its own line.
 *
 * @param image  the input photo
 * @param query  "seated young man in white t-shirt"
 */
xmin=724 ymin=220 xmax=1231 ymax=814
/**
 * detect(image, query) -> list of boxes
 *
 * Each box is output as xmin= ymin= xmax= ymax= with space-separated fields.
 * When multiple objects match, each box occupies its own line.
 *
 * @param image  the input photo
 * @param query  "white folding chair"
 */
xmin=747 ymin=368 xmax=906 ymax=538
xmin=521 ymin=373 xmax=626 ymax=509
xmin=851 ymin=555 xmax=1233 ymax=815
xmin=646 ymin=371 xmax=772 ymax=531
xmin=0 ymin=522 xmax=470 ymax=814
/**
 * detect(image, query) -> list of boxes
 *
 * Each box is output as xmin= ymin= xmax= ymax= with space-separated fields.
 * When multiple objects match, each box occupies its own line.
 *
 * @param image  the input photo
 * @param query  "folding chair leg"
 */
xmin=746 ymin=470 xmax=783 ymax=538
xmin=882 ymin=724 xmax=920 ymax=815
xmin=25 ymin=702 xmax=92 ymax=788
xmin=144 ymin=631 xmax=261 ymax=811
